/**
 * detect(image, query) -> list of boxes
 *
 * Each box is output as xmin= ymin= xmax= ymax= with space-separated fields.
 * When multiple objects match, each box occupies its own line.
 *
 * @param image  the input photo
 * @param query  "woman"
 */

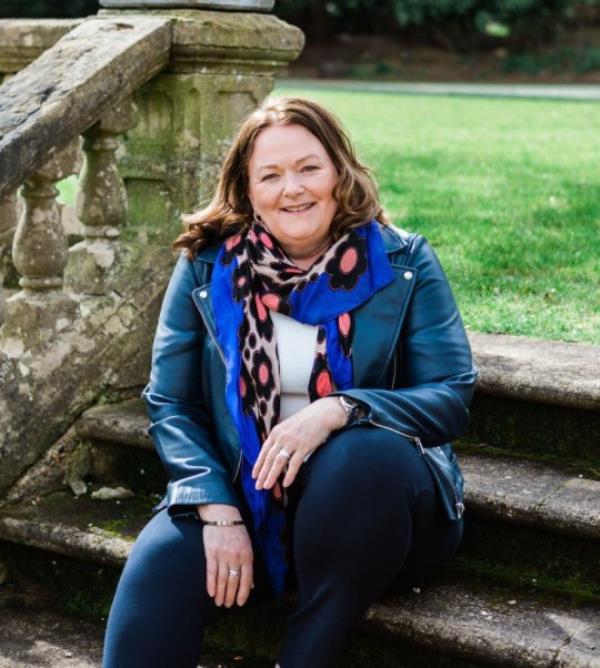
xmin=102 ymin=96 xmax=477 ymax=668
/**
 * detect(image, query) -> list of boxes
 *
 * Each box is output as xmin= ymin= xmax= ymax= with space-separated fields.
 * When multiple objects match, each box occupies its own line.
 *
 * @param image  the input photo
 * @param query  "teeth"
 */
xmin=283 ymin=203 xmax=313 ymax=212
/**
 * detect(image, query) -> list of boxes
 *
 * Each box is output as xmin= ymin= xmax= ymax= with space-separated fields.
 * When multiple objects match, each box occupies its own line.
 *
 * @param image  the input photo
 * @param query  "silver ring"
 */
xmin=276 ymin=448 xmax=291 ymax=460
xmin=228 ymin=568 xmax=240 ymax=577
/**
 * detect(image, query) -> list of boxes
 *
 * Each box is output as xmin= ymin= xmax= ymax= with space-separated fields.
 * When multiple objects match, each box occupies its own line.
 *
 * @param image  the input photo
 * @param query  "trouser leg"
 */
xmin=102 ymin=507 xmax=218 ymax=668
xmin=277 ymin=425 xmax=463 ymax=668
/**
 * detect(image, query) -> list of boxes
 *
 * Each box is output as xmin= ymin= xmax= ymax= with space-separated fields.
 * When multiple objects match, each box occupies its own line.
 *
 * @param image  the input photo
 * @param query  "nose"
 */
xmin=282 ymin=171 xmax=304 ymax=198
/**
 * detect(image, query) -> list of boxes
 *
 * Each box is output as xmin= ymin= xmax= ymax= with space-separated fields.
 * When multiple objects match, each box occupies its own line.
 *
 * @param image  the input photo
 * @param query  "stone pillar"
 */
xmin=65 ymin=97 xmax=137 ymax=295
xmin=1 ymin=141 xmax=80 ymax=341
xmin=97 ymin=5 xmax=304 ymax=245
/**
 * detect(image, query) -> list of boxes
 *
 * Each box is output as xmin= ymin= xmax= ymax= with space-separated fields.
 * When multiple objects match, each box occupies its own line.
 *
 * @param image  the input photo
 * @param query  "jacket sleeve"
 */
xmin=142 ymin=252 xmax=240 ymax=510
xmin=332 ymin=236 xmax=478 ymax=447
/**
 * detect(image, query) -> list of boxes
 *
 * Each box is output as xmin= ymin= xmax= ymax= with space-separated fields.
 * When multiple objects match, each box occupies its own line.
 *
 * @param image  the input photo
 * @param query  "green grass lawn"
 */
xmin=271 ymin=84 xmax=600 ymax=345
xmin=56 ymin=87 xmax=599 ymax=344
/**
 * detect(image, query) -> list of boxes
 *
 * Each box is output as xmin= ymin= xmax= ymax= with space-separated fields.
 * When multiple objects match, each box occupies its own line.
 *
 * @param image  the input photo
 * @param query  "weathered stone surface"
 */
xmin=470 ymin=332 xmax=600 ymax=411
xmin=98 ymin=8 xmax=304 ymax=64
xmin=76 ymin=398 xmax=152 ymax=449
xmin=0 ymin=243 xmax=173 ymax=494
xmin=11 ymin=139 xmax=80 ymax=295
xmin=368 ymin=583 xmax=600 ymax=667
xmin=461 ymin=454 xmax=600 ymax=541
xmin=94 ymin=9 xmax=304 ymax=234
xmin=537 ymin=478 xmax=600 ymax=541
xmin=0 ymin=8 xmax=304 ymax=511
xmin=0 ymin=516 xmax=131 ymax=567
xmin=0 ymin=19 xmax=82 ymax=74
xmin=467 ymin=393 xmax=600 ymax=464
xmin=0 ymin=609 xmax=103 ymax=668
xmin=4 ymin=483 xmax=598 ymax=668
xmin=0 ymin=491 xmax=152 ymax=566
xmin=101 ymin=0 xmax=274 ymax=9
xmin=90 ymin=485 xmax=134 ymax=500
xmin=1 ymin=428 xmax=84 ymax=505
xmin=0 ymin=16 xmax=171 ymax=198
xmin=552 ymin=614 xmax=600 ymax=667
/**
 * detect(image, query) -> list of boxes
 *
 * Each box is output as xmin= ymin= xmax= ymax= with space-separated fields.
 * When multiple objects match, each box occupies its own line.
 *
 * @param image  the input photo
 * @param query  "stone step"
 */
xmin=0 ymin=608 xmax=104 ymax=668
xmin=75 ymin=399 xmax=600 ymax=543
xmin=0 ymin=489 xmax=150 ymax=567
xmin=0 ymin=607 xmax=274 ymax=668
xmin=367 ymin=581 xmax=599 ymax=668
xmin=0 ymin=494 xmax=597 ymax=667
xmin=460 ymin=450 xmax=599 ymax=542
xmin=470 ymin=332 xmax=599 ymax=412
xmin=75 ymin=397 xmax=152 ymax=450
xmin=468 ymin=332 xmax=600 ymax=461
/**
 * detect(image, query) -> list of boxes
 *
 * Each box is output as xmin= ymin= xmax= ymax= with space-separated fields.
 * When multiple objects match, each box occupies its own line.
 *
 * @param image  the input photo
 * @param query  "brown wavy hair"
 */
xmin=172 ymin=96 xmax=390 ymax=260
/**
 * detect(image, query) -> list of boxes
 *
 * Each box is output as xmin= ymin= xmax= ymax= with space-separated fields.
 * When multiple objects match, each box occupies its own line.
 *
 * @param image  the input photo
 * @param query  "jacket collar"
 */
xmin=193 ymin=222 xmax=409 ymax=267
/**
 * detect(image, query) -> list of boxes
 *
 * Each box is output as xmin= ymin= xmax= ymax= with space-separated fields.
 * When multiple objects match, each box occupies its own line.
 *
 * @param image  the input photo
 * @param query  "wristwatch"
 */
xmin=337 ymin=395 xmax=363 ymax=425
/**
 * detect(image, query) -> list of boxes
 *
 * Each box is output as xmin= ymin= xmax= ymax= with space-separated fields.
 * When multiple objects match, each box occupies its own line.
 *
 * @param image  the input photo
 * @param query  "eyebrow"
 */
xmin=256 ymin=154 xmax=322 ymax=172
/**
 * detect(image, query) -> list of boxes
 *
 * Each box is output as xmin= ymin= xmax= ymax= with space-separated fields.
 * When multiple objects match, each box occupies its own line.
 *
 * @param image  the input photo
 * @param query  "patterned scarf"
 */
xmin=211 ymin=219 xmax=394 ymax=596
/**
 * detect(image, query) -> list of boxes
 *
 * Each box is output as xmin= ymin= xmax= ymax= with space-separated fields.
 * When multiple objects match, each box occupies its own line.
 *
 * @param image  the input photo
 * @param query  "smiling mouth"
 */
xmin=280 ymin=202 xmax=316 ymax=213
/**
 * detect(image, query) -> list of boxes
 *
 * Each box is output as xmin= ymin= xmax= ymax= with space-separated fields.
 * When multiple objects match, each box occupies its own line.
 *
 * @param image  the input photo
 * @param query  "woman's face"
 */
xmin=247 ymin=123 xmax=339 ymax=260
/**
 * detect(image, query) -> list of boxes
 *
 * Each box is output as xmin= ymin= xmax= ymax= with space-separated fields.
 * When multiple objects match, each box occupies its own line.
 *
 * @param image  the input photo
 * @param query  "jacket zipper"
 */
xmin=363 ymin=352 xmax=464 ymax=518
xmin=193 ymin=290 xmax=244 ymax=483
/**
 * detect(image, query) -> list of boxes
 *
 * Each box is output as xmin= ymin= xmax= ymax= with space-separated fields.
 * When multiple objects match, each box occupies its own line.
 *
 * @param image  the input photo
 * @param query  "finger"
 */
xmin=215 ymin=561 xmax=228 ymax=607
xmin=237 ymin=563 xmax=253 ymax=606
xmin=255 ymin=444 xmax=282 ymax=488
xmin=282 ymin=451 xmax=304 ymax=487
xmin=263 ymin=450 xmax=291 ymax=490
xmin=252 ymin=438 xmax=271 ymax=478
xmin=206 ymin=551 xmax=218 ymax=598
xmin=224 ymin=565 xmax=241 ymax=608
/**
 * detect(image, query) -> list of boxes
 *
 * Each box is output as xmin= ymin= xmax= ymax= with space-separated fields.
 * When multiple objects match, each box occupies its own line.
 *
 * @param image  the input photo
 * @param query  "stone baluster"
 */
xmin=2 ymin=140 xmax=80 ymax=337
xmin=64 ymin=97 xmax=137 ymax=295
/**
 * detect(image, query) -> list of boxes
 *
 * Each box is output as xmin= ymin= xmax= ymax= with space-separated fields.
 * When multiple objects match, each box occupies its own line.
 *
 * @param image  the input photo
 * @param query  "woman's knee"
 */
xmin=113 ymin=508 xmax=212 ymax=616
xmin=302 ymin=425 xmax=432 ymax=503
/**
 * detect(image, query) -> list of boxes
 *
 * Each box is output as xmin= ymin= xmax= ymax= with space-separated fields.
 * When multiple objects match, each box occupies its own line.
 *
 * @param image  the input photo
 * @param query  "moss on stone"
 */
xmin=453 ymin=516 xmax=600 ymax=605
xmin=467 ymin=395 xmax=600 ymax=467
xmin=454 ymin=438 xmax=600 ymax=480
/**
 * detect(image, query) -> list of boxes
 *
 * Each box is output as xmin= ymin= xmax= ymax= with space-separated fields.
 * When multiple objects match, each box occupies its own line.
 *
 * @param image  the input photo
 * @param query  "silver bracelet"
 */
xmin=202 ymin=519 xmax=245 ymax=527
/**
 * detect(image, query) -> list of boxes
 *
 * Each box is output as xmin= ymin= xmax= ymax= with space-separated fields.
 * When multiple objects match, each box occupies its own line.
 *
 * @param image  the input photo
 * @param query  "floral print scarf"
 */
xmin=211 ymin=219 xmax=394 ymax=596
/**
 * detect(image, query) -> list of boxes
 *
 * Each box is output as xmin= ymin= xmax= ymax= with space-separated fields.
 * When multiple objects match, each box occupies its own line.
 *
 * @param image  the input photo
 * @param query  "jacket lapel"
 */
xmin=351 ymin=262 xmax=416 ymax=387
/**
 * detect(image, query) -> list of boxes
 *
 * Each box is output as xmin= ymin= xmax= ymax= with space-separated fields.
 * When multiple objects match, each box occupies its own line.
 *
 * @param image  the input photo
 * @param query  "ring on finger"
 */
xmin=228 ymin=568 xmax=240 ymax=577
xmin=276 ymin=447 xmax=291 ymax=460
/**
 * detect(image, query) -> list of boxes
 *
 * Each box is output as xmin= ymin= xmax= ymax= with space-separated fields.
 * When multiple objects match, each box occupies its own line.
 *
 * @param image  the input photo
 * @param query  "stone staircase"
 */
xmin=0 ymin=333 xmax=599 ymax=667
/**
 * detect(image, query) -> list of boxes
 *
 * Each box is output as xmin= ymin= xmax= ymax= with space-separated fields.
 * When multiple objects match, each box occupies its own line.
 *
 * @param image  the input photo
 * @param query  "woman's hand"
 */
xmin=252 ymin=396 xmax=347 ymax=491
xmin=197 ymin=504 xmax=254 ymax=608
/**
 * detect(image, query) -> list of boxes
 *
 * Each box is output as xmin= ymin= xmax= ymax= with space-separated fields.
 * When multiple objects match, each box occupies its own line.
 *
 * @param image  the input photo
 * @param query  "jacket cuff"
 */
xmin=162 ymin=477 xmax=241 ymax=511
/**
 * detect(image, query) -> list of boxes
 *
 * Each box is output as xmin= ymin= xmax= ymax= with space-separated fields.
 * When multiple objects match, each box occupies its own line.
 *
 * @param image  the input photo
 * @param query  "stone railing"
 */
xmin=0 ymin=6 xmax=304 ymax=498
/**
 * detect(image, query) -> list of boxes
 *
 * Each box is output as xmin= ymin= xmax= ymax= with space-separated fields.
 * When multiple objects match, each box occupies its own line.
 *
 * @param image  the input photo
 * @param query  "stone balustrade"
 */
xmin=0 ymin=6 xmax=304 ymax=498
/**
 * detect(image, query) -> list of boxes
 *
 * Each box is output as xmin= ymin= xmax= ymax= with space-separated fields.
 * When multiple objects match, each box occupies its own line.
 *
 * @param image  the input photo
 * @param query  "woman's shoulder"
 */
xmin=376 ymin=222 xmax=425 ymax=262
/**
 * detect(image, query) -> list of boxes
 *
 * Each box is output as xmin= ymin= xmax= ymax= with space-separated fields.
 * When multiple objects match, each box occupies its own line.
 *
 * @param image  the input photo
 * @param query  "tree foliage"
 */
xmin=0 ymin=0 xmax=99 ymax=19
xmin=274 ymin=0 xmax=587 ymax=49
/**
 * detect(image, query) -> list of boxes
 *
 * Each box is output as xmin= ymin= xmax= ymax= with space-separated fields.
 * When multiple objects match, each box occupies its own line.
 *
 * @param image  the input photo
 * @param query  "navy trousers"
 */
xmin=102 ymin=426 xmax=463 ymax=668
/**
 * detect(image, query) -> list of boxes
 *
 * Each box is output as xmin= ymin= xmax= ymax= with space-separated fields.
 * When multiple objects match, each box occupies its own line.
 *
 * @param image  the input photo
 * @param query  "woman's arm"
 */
xmin=142 ymin=252 xmax=240 ymax=510
xmin=331 ymin=236 xmax=478 ymax=447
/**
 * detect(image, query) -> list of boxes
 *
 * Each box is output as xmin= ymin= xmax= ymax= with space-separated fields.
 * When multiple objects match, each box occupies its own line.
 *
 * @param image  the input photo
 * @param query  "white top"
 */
xmin=270 ymin=310 xmax=319 ymax=420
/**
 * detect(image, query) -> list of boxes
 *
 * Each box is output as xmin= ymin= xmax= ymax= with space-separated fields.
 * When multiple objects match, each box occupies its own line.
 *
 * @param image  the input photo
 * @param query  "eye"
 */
xmin=302 ymin=165 xmax=319 ymax=172
xmin=261 ymin=173 xmax=277 ymax=181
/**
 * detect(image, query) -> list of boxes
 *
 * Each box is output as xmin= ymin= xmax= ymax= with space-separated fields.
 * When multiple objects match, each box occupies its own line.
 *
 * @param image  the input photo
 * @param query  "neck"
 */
xmin=285 ymin=236 xmax=332 ymax=271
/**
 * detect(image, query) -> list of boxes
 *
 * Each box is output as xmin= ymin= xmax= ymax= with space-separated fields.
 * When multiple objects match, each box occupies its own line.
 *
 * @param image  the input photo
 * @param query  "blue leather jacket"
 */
xmin=143 ymin=224 xmax=478 ymax=514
